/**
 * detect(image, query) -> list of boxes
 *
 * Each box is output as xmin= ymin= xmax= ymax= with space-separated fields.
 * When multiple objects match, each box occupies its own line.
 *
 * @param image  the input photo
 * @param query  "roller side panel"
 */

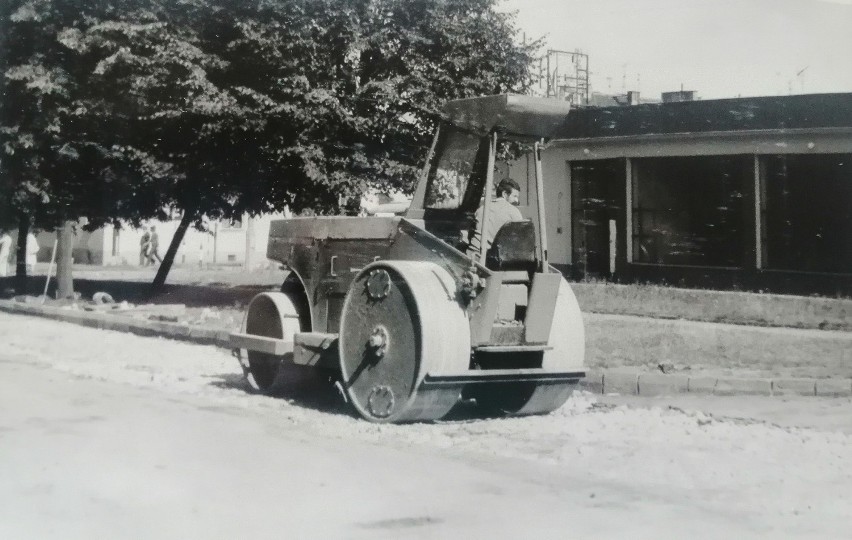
xmin=524 ymin=272 xmax=562 ymax=344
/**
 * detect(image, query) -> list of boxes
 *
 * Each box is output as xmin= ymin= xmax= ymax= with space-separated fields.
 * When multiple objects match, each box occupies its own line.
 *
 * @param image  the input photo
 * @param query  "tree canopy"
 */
xmin=1 ymin=0 xmax=539 ymax=287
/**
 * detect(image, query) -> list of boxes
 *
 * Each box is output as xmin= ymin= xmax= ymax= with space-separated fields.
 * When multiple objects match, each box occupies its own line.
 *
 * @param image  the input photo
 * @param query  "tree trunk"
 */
xmin=244 ymin=214 xmax=254 ymax=271
xmin=152 ymin=210 xmax=194 ymax=292
xmin=55 ymin=221 xmax=75 ymax=299
xmin=14 ymin=212 xmax=29 ymax=295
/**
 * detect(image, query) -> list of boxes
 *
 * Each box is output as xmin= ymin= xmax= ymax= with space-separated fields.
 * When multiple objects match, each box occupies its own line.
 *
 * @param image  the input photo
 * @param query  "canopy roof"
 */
xmin=441 ymin=94 xmax=572 ymax=139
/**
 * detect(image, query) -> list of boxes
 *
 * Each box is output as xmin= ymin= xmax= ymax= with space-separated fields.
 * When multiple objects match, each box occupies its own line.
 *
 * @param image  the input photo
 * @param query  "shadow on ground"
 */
xmin=207 ymin=367 xmax=356 ymax=417
xmin=207 ymin=368 xmax=502 ymax=423
xmin=1 ymin=276 xmax=275 ymax=308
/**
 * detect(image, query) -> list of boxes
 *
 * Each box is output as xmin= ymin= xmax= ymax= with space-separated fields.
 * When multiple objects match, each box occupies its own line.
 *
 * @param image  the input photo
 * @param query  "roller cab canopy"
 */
xmin=407 ymin=93 xmax=570 ymax=270
xmin=409 ymin=94 xmax=572 ymax=219
xmin=441 ymin=94 xmax=572 ymax=140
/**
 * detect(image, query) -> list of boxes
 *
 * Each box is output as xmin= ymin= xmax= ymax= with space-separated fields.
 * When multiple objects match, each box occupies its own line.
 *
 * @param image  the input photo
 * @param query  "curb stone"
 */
xmin=3 ymin=299 xmax=851 ymax=398
xmin=686 ymin=376 xmax=718 ymax=394
xmin=579 ymin=371 xmax=603 ymax=394
xmin=0 ymin=300 xmax=231 ymax=349
xmin=815 ymin=379 xmax=852 ymax=397
xmin=714 ymin=377 xmax=773 ymax=396
xmin=638 ymin=373 xmax=689 ymax=396
xmin=772 ymin=378 xmax=817 ymax=396
xmin=603 ymin=372 xmax=639 ymax=396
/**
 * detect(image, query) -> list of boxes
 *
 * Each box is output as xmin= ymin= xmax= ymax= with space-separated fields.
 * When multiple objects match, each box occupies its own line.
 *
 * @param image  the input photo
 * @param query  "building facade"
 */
xmin=530 ymin=93 xmax=852 ymax=295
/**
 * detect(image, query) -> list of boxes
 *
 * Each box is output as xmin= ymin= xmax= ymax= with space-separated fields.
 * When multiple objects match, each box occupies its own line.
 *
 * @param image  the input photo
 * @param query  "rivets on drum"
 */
xmin=366 ymin=269 xmax=391 ymax=299
xmin=367 ymin=385 xmax=395 ymax=418
xmin=368 ymin=325 xmax=389 ymax=358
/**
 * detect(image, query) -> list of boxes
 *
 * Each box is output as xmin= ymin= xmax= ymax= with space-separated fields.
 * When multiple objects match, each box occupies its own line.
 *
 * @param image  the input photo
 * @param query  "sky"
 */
xmin=498 ymin=0 xmax=852 ymax=100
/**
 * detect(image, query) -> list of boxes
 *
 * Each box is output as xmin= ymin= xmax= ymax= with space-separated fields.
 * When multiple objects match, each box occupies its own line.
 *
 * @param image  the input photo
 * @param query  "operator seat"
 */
xmin=485 ymin=220 xmax=537 ymax=274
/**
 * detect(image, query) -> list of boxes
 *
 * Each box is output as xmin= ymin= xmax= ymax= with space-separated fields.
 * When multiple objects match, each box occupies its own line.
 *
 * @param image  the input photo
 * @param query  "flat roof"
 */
xmin=553 ymin=93 xmax=852 ymax=139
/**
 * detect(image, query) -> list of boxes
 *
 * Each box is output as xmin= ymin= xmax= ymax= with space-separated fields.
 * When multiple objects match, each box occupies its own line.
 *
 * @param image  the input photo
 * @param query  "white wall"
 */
xmin=26 ymin=212 xmax=290 ymax=267
xmin=540 ymin=149 xmax=572 ymax=266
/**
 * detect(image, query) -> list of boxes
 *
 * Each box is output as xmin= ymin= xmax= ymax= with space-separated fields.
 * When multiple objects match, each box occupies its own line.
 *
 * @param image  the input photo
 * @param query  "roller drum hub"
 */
xmin=339 ymin=261 xmax=471 ymax=423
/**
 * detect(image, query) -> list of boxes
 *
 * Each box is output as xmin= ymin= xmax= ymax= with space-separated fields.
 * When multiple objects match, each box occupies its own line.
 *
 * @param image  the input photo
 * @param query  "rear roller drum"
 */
xmin=471 ymin=277 xmax=585 ymax=416
xmin=240 ymin=292 xmax=302 ymax=393
xmin=339 ymin=261 xmax=471 ymax=423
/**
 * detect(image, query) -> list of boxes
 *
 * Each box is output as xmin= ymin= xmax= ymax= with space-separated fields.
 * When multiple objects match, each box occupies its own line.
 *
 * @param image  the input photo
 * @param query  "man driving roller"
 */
xmin=468 ymin=177 xmax=523 ymax=255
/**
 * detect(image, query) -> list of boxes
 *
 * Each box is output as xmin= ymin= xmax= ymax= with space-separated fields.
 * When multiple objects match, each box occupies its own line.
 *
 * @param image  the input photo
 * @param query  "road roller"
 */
xmin=230 ymin=94 xmax=585 ymax=422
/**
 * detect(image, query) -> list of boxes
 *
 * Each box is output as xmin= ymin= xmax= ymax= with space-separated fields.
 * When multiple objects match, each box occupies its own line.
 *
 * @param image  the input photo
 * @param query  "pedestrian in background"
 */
xmin=148 ymin=226 xmax=163 ymax=264
xmin=26 ymin=232 xmax=39 ymax=273
xmin=140 ymin=227 xmax=151 ymax=266
xmin=0 ymin=229 xmax=12 ymax=277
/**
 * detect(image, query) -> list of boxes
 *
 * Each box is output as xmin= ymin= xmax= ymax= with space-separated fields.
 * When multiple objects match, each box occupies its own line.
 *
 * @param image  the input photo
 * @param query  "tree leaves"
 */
xmin=1 ymin=0 xmax=537 ymax=229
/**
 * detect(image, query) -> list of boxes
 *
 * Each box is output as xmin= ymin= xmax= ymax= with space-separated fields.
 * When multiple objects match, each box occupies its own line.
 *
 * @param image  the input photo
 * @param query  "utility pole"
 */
xmin=540 ymin=49 xmax=590 ymax=105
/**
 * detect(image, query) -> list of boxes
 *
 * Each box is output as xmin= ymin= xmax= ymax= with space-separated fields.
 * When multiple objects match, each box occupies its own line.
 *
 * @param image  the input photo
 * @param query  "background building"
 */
xmin=526 ymin=92 xmax=852 ymax=296
xmin=15 ymin=212 xmax=288 ymax=269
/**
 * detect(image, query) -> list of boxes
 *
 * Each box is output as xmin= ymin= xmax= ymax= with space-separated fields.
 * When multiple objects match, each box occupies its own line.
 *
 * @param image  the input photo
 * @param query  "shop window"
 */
xmin=632 ymin=156 xmax=750 ymax=267
xmin=571 ymin=159 xmax=625 ymax=276
xmin=763 ymin=154 xmax=852 ymax=273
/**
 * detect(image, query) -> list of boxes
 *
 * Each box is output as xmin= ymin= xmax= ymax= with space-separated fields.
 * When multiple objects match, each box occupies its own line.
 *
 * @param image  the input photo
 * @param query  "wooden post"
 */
xmin=42 ymin=238 xmax=57 ymax=302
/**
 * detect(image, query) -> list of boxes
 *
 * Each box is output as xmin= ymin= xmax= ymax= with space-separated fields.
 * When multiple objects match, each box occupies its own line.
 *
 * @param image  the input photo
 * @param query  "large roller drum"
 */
xmin=471 ymin=277 xmax=585 ymax=416
xmin=339 ymin=261 xmax=471 ymax=423
xmin=240 ymin=292 xmax=302 ymax=392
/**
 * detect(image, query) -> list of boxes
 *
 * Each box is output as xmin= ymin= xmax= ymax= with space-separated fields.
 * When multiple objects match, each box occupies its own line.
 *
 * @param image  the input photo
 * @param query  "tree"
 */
xmin=348 ymin=0 xmax=538 ymax=190
xmin=1 ymin=0 xmax=100 ymax=296
xmin=2 ymin=0 xmax=538 ymax=293
xmin=0 ymin=0 xmax=176 ymax=295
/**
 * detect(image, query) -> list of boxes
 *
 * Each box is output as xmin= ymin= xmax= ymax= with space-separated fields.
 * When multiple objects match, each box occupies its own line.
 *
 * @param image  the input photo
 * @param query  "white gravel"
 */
xmin=2 ymin=312 xmax=852 ymax=538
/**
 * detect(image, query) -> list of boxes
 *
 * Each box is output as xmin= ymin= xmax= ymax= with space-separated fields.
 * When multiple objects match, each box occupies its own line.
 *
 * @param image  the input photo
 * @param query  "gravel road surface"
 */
xmin=1 ymin=313 xmax=850 ymax=539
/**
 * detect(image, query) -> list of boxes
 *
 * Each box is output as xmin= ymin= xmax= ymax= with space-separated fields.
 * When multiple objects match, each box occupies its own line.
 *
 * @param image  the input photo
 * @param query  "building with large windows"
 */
xmin=533 ymin=92 xmax=852 ymax=295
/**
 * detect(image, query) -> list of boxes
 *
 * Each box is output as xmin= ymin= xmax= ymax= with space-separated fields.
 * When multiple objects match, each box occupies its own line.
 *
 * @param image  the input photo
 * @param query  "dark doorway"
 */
xmin=571 ymin=159 xmax=626 ymax=279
